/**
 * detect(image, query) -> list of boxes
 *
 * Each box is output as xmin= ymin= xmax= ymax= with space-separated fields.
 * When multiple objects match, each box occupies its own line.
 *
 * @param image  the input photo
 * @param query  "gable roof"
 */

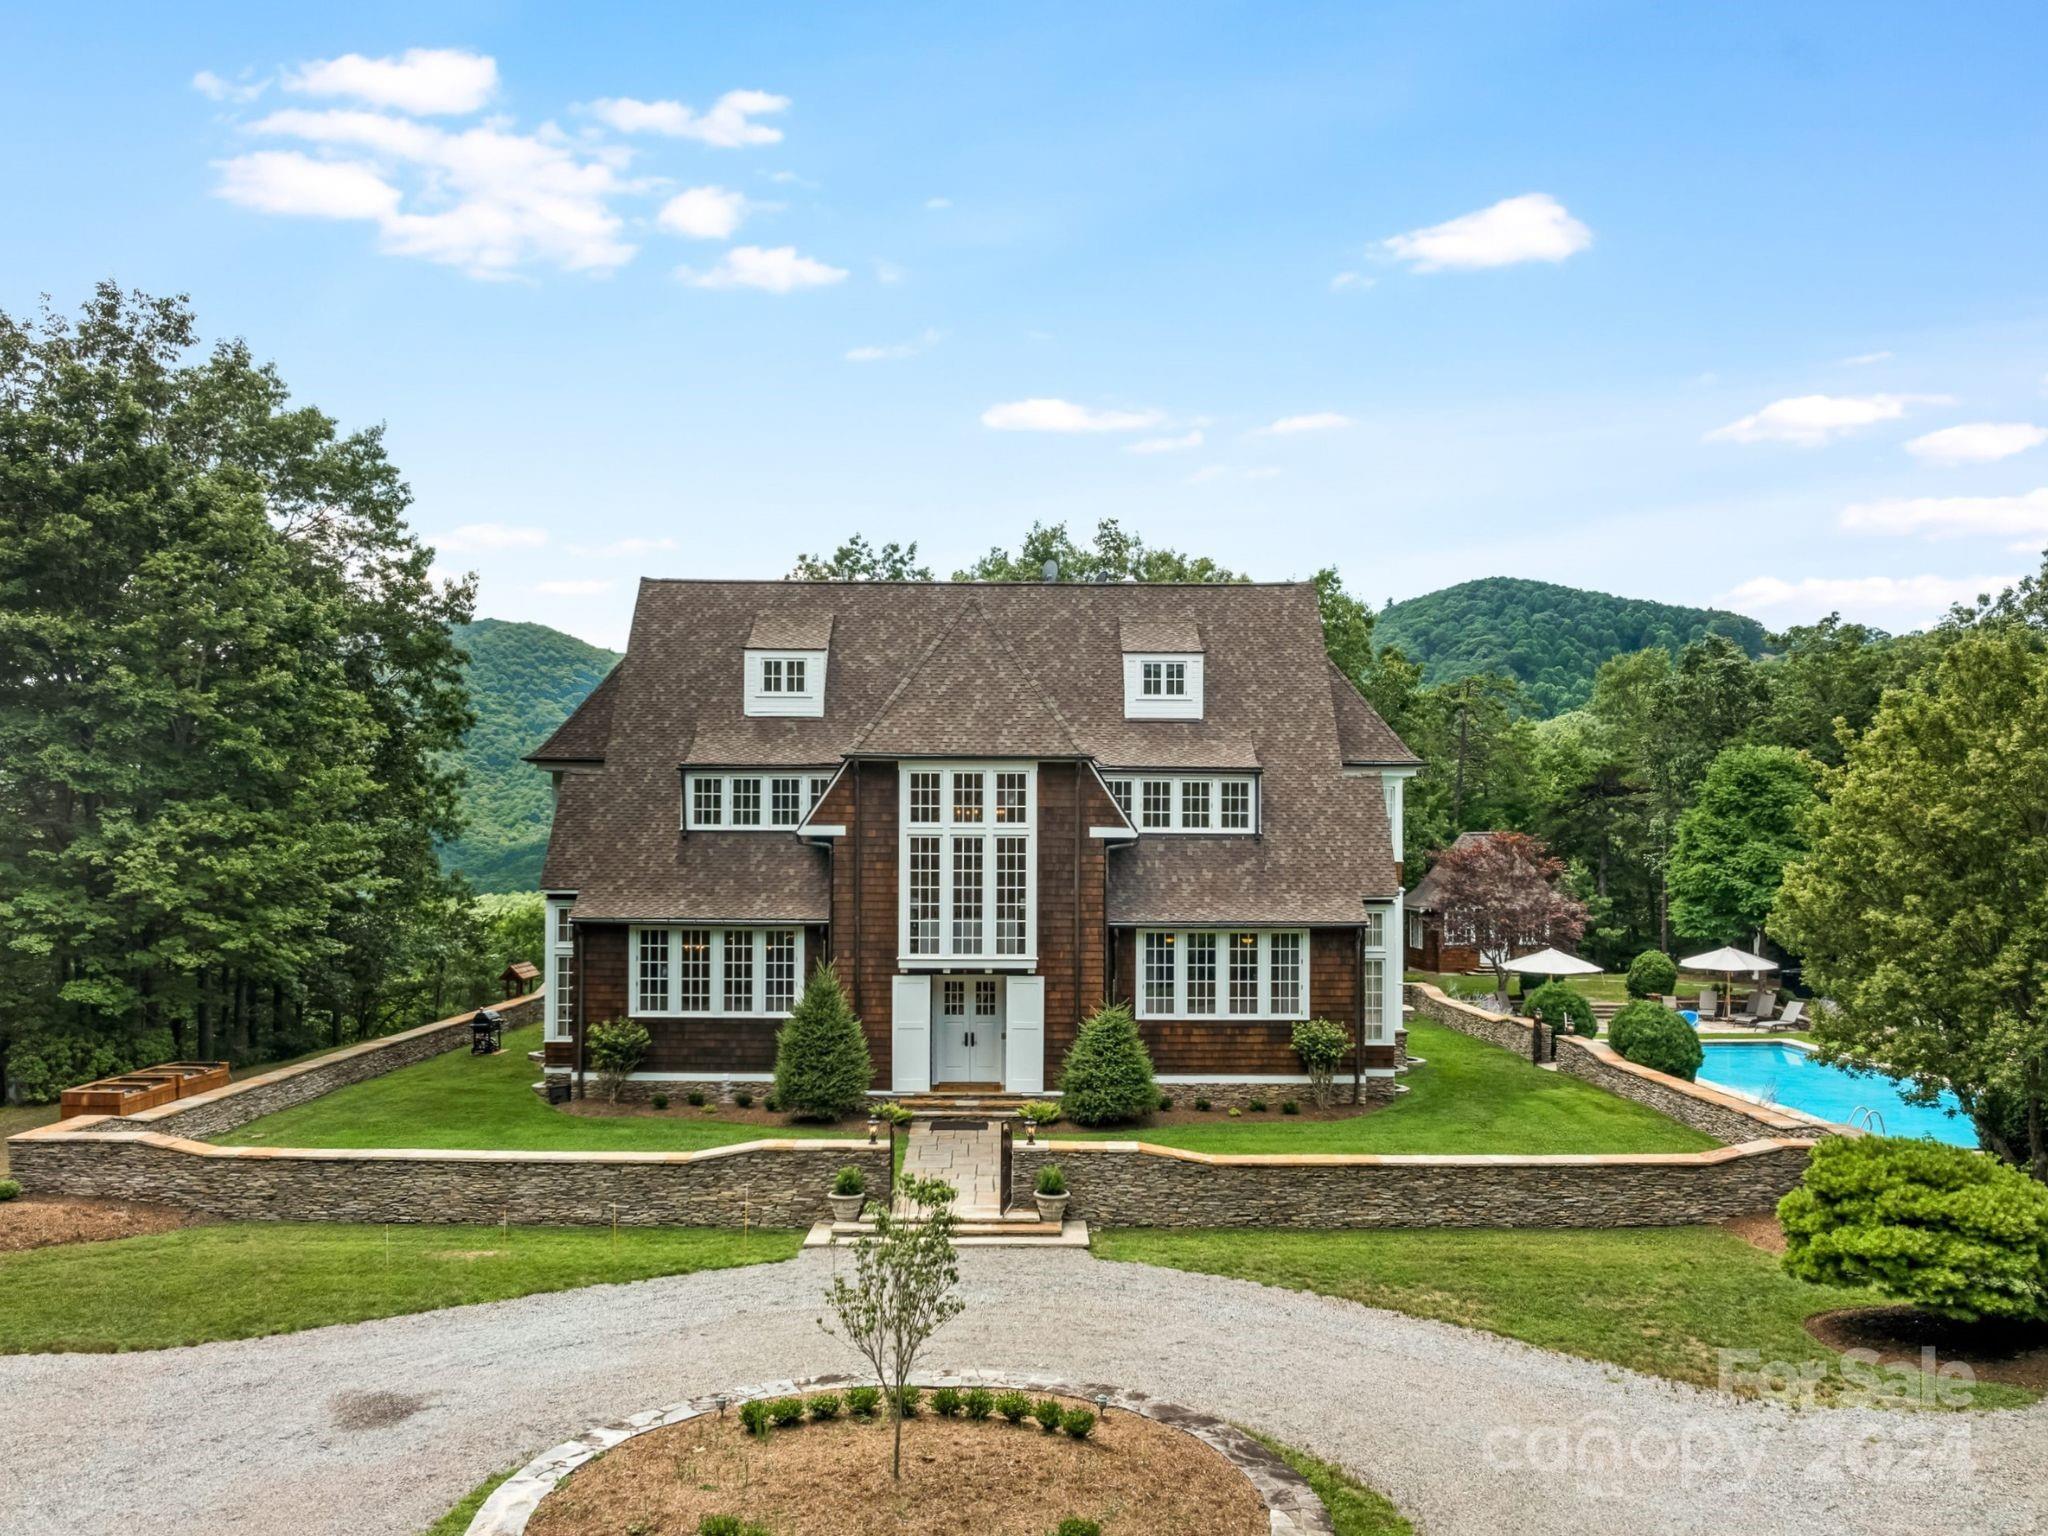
xmin=539 ymin=580 xmax=1415 ymax=923
xmin=526 ymin=664 xmax=619 ymax=765
xmin=1328 ymin=662 xmax=1423 ymax=766
xmin=1119 ymin=616 xmax=1203 ymax=653
xmin=1406 ymin=831 xmax=1494 ymax=912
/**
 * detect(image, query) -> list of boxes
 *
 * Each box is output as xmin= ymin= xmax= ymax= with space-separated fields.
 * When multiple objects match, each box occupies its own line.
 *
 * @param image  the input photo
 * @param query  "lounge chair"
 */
xmin=1776 ymin=999 xmax=1805 ymax=1029
xmin=1697 ymin=988 xmax=1719 ymax=1020
xmin=1746 ymin=988 xmax=1777 ymax=1022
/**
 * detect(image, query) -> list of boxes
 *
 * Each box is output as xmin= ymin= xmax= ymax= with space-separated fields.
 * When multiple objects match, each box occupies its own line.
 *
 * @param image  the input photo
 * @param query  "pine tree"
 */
xmin=773 ymin=964 xmax=873 ymax=1119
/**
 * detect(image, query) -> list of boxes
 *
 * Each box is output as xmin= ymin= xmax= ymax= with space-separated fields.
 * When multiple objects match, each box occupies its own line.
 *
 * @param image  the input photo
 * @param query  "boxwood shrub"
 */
xmin=1526 ymin=981 xmax=1596 ymax=1038
xmin=1625 ymin=949 xmax=1678 ymax=999
xmin=1608 ymin=999 xmax=1703 ymax=1081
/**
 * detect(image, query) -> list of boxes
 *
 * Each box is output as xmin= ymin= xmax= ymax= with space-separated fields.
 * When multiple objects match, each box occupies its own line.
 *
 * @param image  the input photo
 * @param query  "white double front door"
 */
xmin=932 ymin=974 xmax=1005 ymax=1084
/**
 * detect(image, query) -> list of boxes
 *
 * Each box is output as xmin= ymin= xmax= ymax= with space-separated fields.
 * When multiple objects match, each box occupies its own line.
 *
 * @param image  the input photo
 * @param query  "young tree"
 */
xmin=1771 ymin=625 xmax=2048 ymax=1178
xmin=773 ymin=963 xmax=874 ymax=1119
xmin=1667 ymin=745 xmax=1819 ymax=947
xmin=1425 ymin=831 xmax=1587 ymax=998
xmin=821 ymin=1174 xmax=965 ymax=1479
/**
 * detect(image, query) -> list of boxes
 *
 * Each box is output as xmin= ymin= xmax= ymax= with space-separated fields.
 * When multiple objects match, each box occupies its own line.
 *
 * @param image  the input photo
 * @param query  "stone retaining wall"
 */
xmin=1014 ymin=1137 xmax=1813 ymax=1229
xmin=81 ymin=992 xmax=546 ymax=1142
xmin=1405 ymin=983 xmax=1836 ymax=1146
xmin=7 ymin=1126 xmax=889 ymax=1228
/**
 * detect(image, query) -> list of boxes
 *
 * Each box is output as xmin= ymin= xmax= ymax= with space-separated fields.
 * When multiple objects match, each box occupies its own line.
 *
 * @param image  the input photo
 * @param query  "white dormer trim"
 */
xmin=1123 ymin=653 xmax=1204 ymax=719
xmin=744 ymin=649 xmax=827 ymax=717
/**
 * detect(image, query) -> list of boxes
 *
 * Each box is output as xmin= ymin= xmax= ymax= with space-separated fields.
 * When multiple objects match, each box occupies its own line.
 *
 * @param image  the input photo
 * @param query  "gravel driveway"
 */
xmin=2 ymin=1247 xmax=2043 ymax=1536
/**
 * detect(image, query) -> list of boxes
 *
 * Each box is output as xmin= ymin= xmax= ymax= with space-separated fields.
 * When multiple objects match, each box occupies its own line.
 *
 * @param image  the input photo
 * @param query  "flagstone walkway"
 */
xmin=897 ymin=1117 xmax=1006 ymax=1216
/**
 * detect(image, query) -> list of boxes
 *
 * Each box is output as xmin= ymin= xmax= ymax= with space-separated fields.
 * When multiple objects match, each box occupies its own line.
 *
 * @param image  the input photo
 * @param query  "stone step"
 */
xmin=805 ymin=1218 xmax=1088 ymax=1250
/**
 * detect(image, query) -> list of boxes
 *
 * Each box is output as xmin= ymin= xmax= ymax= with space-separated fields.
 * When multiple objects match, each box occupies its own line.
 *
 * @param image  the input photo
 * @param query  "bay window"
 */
xmin=900 ymin=763 xmax=1037 ymax=964
xmin=1136 ymin=928 xmax=1308 ymax=1019
xmin=628 ymin=927 xmax=804 ymax=1016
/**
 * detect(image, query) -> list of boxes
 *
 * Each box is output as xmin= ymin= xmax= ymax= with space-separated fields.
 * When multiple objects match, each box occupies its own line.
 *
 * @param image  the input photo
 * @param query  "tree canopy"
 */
xmin=1668 ymin=744 xmax=1819 ymax=945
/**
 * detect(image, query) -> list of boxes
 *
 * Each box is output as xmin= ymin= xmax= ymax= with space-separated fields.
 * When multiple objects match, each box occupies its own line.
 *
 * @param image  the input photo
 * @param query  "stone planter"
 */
xmin=827 ymin=1193 xmax=867 ymax=1222
xmin=1032 ymin=1191 xmax=1069 ymax=1224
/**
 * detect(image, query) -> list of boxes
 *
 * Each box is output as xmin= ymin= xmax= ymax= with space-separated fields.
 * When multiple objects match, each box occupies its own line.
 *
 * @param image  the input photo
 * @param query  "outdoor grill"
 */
xmin=470 ymin=1007 xmax=504 ymax=1055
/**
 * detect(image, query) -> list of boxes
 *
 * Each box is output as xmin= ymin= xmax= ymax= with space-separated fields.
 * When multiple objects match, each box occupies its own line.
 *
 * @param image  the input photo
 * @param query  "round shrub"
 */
xmin=1526 ymin=981 xmax=1596 ymax=1038
xmin=1057 ymin=1004 xmax=1156 ymax=1125
xmin=807 ymin=1392 xmax=842 ymax=1421
xmin=1607 ymin=999 xmax=1703 ymax=1081
xmin=0 ymin=1178 xmax=21 ymax=1202
xmin=1625 ymin=949 xmax=1678 ymax=999
xmin=1779 ymin=1135 xmax=2048 ymax=1323
xmin=1031 ymin=1396 xmax=1065 ymax=1431
xmin=963 ymin=1387 xmax=996 ymax=1420
xmin=995 ymin=1390 xmax=1031 ymax=1423
xmin=773 ymin=963 xmax=874 ymax=1121
xmin=651 ymin=1093 xmax=670 ymax=1111
xmin=587 ymin=1018 xmax=651 ymax=1104
xmin=1060 ymin=1408 xmax=1096 ymax=1439
xmin=930 ymin=1386 xmax=964 ymax=1417
xmin=1290 ymin=1016 xmax=1352 ymax=1107
xmin=846 ymin=1386 xmax=881 ymax=1418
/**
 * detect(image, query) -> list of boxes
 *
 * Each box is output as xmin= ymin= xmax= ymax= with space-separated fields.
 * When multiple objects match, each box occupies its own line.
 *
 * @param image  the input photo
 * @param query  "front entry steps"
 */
xmin=803 ymin=1208 xmax=1090 ymax=1250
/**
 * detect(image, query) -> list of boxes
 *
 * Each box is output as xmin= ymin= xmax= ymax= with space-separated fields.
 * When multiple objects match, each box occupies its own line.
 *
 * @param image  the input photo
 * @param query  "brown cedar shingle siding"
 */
xmin=539 ymin=580 xmax=1407 ymax=923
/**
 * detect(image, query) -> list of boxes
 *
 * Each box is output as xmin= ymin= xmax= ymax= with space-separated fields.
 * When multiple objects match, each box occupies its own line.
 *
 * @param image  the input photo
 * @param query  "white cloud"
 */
xmin=844 ymin=328 xmax=941 ymax=362
xmin=872 ymin=259 xmax=906 ymax=286
xmin=679 ymin=244 xmax=847 ymax=292
xmin=1128 ymin=430 xmax=1204 ymax=454
xmin=1840 ymin=488 xmax=2048 ymax=539
xmin=1380 ymin=193 xmax=1592 ymax=272
xmin=226 ymin=107 xmax=637 ymax=276
xmin=586 ymin=89 xmax=788 ymax=147
xmin=214 ymin=151 xmax=400 ymax=220
xmin=192 ymin=69 xmax=266 ymax=104
xmin=1904 ymin=422 xmax=2047 ymax=466
xmin=1329 ymin=271 xmax=1373 ymax=292
xmin=534 ymin=578 xmax=615 ymax=596
xmin=657 ymin=185 xmax=748 ymax=240
xmin=1723 ymin=573 xmax=2015 ymax=619
xmin=1840 ymin=350 xmax=1894 ymax=366
xmin=1259 ymin=412 xmax=1351 ymax=436
xmin=1706 ymin=393 xmax=1948 ymax=447
xmin=980 ymin=399 xmax=1168 ymax=433
xmin=284 ymin=48 xmax=497 ymax=115
xmin=434 ymin=523 xmax=548 ymax=553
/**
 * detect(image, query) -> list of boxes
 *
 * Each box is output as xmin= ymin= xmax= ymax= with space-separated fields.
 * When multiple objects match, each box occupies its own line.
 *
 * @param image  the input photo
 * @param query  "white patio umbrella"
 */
xmin=1678 ymin=946 xmax=1778 ymax=1018
xmin=1500 ymin=947 xmax=1604 ymax=984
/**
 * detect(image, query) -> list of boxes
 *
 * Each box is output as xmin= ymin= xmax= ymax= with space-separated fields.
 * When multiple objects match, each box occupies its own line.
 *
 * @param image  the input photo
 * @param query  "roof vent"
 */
xmin=1041 ymin=558 xmax=1059 ymax=582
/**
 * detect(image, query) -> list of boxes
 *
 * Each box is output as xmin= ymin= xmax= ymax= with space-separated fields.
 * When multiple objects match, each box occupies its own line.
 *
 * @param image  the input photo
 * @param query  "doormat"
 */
xmin=929 ymin=1119 xmax=990 ymax=1131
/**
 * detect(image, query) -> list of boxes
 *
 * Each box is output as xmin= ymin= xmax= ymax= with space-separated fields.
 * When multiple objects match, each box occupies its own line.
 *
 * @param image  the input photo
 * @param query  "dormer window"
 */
xmin=761 ymin=655 xmax=806 ymax=695
xmin=1141 ymin=660 xmax=1186 ymax=698
xmin=1123 ymin=653 xmax=1203 ymax=718
xmin=744 ymin=649 xmax=826 ymax=716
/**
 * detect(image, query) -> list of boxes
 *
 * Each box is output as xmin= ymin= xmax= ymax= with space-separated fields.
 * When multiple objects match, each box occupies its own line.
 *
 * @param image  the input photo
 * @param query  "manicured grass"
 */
xmin=0 ymin=1221 xmax=800 ymax=1353
xmin=218 ymin=1023 xmax=852 ymax=1152
xmin=1097 ymin=1226 xmax=2034 ymax=1409
xmin=0 ymin=1102 xmax=59 ymax=1177
xmin=1048 ymin=1020 xmax=1717 ymax=1154
xmin=422 ymin=1470 xmax=517 ymax=1536
xmin=1253 ymin=1434 xmax=1413 ymax=1536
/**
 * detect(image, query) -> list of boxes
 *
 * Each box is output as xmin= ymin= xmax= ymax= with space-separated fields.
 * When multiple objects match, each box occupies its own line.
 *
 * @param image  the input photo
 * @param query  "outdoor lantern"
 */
xmin=470 ymin=1008 xmax=504 ymax=1056
xmin=866 ymin=1115 xmax=880 ymax=1144
xmin=1094 ymin=1392 xmax=1110 ymax=1418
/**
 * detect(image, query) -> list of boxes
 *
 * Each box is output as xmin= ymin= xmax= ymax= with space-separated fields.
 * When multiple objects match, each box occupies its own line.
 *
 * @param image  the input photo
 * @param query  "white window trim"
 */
xmin=896 ymin=761 xmax=1038 ymax=968
xmin=1104 ymin=774 xmax=1258 ymax=834
xmin=684 ymin=770 xmax=834 ymax=831
xmin=1135 ymin=928 xmax=1309 ymax=1021
xmin=743 ymin=649 xmax=827 ymax=717
xmin=1363 ymin=900 xmax=1396 ymax=1046
xmin=544 ymin=893 xmax=576 ymax=1042
xmin=1122 ymin=652 xmax=1205 ymax=719
xmin=627 ymin=926 xmax=805 ymax=1018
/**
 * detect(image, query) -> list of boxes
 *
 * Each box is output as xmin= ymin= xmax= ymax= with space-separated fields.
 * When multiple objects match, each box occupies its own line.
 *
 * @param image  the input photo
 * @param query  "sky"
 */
xmin=7 ymin=1 xmax=2048 ymax=650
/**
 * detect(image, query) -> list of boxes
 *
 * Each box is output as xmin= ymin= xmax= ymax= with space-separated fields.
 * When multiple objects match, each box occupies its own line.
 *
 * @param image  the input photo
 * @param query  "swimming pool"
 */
xmin=1697 ymin=1042 xmax=1979 ymax=1147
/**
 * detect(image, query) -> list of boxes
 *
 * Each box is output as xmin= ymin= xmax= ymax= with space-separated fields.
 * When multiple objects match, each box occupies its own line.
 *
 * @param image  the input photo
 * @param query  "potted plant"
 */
xmin=828 ymin=1164 xmax=868 ymax=1221
xmin=1032 ymin=1161 xmax=1069 ymax=1224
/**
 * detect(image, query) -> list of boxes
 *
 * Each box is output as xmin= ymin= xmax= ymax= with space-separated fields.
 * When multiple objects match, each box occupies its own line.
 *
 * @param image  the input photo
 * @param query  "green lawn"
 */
xmin=0 ymin=1220 xmax=799 ymax=1353
xmin=217 ymin=1023 xmax=854 ymax=1151
xmin=1097 ymin=1226 xmax=2034 ymax=1410
xmin=422 ymin=1470 xmax=517 ymax=1536
xmin=1255 ymin=1435 xmax=1412 ymax=1535
xmin=1048 ymin=1020 xmax=1717 ymax=1154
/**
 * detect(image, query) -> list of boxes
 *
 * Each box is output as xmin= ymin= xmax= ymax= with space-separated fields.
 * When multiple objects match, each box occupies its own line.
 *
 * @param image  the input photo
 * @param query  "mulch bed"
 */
xmin=1804 ymin=1306 xmax=2048 ymax=1393
xmin=557 ymin=1101 xmax=864 ymax=1131
xmin=1113 ymin=1097 xmax=1385 ymax=1129
xmin=525 ymin=1395 xmax=1269 ymax=1536
xmin=0 ymin=1196 xmax=204 ymax=1254
xmin=1720 ymin=1213 xmax=1787 ymax=1253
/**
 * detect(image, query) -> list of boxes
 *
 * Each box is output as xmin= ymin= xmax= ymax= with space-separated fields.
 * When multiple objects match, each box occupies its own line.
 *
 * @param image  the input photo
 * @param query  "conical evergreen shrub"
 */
xmin=773 ymin=963 xmax=873 ymax=1120
xmin=1058 ymin=1004 xmax=1157 ymax=1125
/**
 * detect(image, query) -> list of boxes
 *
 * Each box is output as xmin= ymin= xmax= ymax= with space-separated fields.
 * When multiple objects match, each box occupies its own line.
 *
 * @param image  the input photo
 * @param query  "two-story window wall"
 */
xmin=899 ymin=763 xmax=1037 ymax=966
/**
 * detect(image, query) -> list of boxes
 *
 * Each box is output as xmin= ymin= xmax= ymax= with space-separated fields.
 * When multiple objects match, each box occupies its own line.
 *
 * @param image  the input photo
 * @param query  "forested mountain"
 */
xmin=1374 ymin=578 xmax=1769 ymax=715
xmin=440 ymin=619 xmax=620 ymax=892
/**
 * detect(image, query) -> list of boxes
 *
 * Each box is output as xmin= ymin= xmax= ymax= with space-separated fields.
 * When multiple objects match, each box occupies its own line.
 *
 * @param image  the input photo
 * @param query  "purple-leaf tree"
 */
xmin=1429 ymin=831 xmax=1588 ymax=999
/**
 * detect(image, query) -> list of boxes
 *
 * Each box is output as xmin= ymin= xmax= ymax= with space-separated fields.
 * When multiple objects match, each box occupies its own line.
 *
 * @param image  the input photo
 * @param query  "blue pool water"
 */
xmin=1697 ymin=1042 xmax=1979 ymax=1146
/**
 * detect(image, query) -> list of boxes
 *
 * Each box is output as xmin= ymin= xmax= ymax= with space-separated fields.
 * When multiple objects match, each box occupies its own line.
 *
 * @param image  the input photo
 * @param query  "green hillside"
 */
xmin=441 ymin=619 xmax=619 ymax=893
xmin=1374 ymin=577 xmax=1768 ymax=715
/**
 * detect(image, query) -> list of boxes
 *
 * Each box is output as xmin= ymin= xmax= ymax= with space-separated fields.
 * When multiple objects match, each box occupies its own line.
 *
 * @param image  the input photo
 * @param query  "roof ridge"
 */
xmin=972 ymin=594 xmax=1084 ymax=756
xmin=845 ymin=600 xmax=975 ymax=753
xmin=846 ymin=595 xmax=1084 ymax=757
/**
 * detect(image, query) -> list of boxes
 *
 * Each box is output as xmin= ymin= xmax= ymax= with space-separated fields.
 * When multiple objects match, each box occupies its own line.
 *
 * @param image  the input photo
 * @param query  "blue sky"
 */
xmin=8 ymin=1 xmax=2047 ymax=649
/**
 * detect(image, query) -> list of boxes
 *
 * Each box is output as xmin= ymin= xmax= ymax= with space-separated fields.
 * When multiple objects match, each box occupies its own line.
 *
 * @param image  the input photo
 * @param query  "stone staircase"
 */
xmin=804 ymin=1113 xmax=1086 ymax=1249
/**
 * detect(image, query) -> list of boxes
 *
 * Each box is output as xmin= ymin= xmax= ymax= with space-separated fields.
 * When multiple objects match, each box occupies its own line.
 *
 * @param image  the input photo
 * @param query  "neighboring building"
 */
xmin=528 ymin=579 xmax=1420 ymax=1104
xmin=1402 ymin=829 xmax=1559 ymax=973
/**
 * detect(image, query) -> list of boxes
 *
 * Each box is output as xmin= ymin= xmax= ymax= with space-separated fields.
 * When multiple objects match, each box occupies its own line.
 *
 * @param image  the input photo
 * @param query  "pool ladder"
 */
xmin=1848 ymin=1106 xmax=1888 ymax=1135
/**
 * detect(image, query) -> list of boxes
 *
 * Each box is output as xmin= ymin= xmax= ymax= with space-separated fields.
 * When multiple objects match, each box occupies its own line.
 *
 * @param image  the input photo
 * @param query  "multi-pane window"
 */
xmin=1361 ymin=958 xmax=1385 ymax=1031
xmin=631 ymin=928 xmax=802 ymax=1016
xmin=770 ymin=777 xmax=804 ymax=827
xmin=1361 ymin=909 xmax=1384 ymax=950
xmin=942 ymin=979 xmax=965 ymax=1015
xmin=745 ymin=651 xmax=825 ymax=717
xmin=1106 ymin=775 xmax=1256 ymax=833
xmin=687 ymin=771 xmax=839 ymax=830
xmin=1135 ymin=929 xmax=1310 ymax=1019
xmin=761 ymin=656 xmax=787 ymax=693
xmin=1185 ymin=933 xmax=1218 ymax=1014
xmin=1140 ymin=660 xmax=1187 ymax=696
xmin=897 ymin=764 xmax=1036 ymax=962
xmin=1361 ymin=904 xmax=1392 ymax=1043
xmin=555 ymin=902 xmax=574 ymax=946
xmin=546 ymin=896 xmax=577 ymax=1041
xmin=760 ymin=656 xmax=807 ymax=694
xmin=975 ymin=979 xmax=998 ymax=1016
xmin=637 ymin=928 xmax=672 ymax=1015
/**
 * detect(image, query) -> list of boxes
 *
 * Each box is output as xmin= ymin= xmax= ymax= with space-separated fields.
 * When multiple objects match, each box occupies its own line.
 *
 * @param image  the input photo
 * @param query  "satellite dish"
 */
xmin=1041 ymin=558 xmax=1059 ymax=582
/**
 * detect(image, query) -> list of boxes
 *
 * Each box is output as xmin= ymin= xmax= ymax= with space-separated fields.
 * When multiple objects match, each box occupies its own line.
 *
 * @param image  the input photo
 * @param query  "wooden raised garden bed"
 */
xmin=59 ymin=1061 xmax=231 ymax=1120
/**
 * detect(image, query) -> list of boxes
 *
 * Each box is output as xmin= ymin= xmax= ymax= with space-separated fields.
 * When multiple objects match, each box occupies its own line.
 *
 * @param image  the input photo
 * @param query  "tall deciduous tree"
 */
xmin=1771 ymin=624 xmax=2048 ymax=1178
xmin=1668 ymin=745 xmax=1818 ymax=947
xmin=789 ymin=535 xmax=933 ymax=581
xmin=1426 ymin=831 xmax=1587 ymax=996
xmin=954 ymin=517 xmax=1244 ymax=584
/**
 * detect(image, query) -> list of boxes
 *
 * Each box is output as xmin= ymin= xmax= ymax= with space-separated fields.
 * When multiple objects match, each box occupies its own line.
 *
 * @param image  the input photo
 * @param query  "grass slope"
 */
xmin=217 ymin=1023 xmax=851 ymax=1152
xmin=1097 ymin=1226 xmax=2032 ymax=1409
xmin=0 ymin=1222 xmax=798 ymax=1353
xmin=442 ymin=618 xmax=620 ymax=893
xmin=1049 ymin=1020 xmax=1717 ymax=1154
xmin=1375 ymin=577 xmax=1767 ymax=715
